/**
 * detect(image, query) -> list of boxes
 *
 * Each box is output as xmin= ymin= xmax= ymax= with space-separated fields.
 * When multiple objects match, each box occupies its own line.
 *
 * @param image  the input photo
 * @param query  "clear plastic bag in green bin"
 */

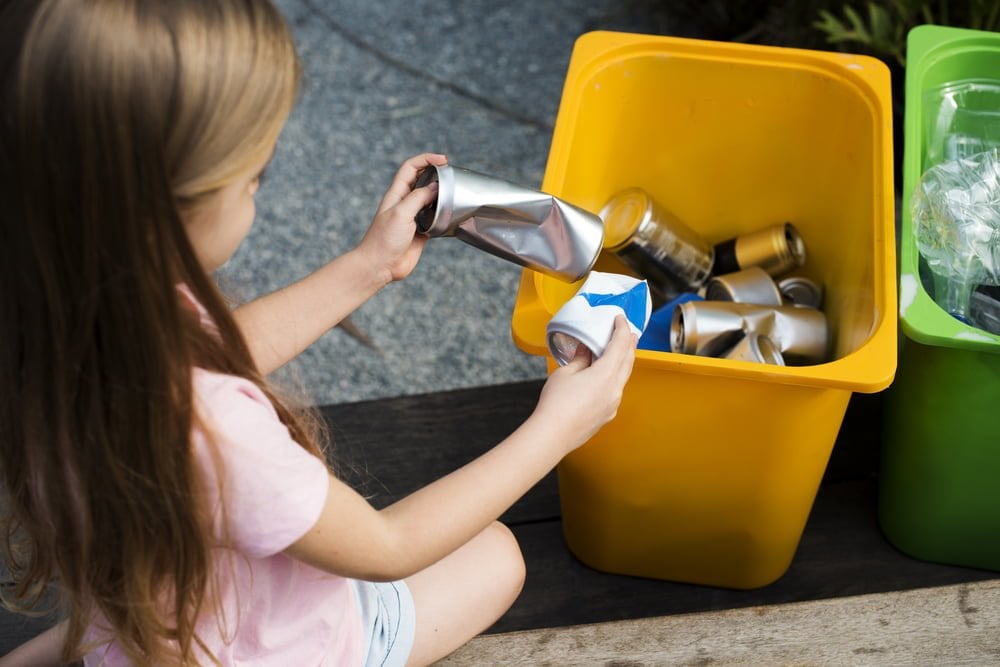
xmin=912 ymin=148 xmax=1000 ymax=323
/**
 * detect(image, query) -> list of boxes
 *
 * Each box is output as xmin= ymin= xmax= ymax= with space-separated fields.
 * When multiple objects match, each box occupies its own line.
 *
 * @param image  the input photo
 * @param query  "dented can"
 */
xmin=724 ymin=332 xmax=786 ymax=365
xmin=705 ymin=266 xmax=783 ymax=305
xmin=414 ymin=164 xmax=604 ymax=283
xmin=599 ymin=188 xmax=714 ymax=303
xmin=546 ymin=271 xmax=652 ymax=366
xmin=711 ymin=222 xmax=807 ymax=277
xmin=670 ymin=301 xmax=828 ymax=364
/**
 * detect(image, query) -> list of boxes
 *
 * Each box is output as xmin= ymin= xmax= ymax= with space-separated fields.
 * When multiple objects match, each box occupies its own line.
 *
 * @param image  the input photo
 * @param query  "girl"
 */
xmin=0 ymin=0 xmax=636 ymax=665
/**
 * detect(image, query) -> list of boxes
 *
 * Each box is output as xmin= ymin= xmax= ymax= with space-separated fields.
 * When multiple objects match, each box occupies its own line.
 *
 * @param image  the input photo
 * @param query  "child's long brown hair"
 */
xmin=0 ymin=0 xmax=322 ymax=662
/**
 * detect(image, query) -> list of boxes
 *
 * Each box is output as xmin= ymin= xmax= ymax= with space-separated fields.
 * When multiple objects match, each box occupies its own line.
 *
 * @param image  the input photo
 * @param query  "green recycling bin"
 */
xmin=881 ymin=24 xmax=1000 ymax=571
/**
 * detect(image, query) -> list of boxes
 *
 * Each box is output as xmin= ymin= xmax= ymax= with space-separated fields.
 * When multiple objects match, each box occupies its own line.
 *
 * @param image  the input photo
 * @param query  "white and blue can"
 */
xmin=546 ymin=271 xmax=651 ymax=366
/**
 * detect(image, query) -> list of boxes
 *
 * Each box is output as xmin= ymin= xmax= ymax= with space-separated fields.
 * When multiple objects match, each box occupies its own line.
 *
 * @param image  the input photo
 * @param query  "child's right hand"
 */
xmin=357 ymin=153 xmax=448 ymax=286
xmin=531 ymin=315 xmax=638 ymax=456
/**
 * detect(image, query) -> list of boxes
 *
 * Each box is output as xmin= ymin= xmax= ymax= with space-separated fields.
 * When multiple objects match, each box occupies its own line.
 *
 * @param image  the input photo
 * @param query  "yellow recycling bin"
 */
xmin=511 ymin=32 xmax=897 ymax=589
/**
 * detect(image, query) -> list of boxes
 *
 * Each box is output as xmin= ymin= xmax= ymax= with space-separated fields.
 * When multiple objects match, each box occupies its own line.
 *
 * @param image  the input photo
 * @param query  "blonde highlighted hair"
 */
xmin=0 ymin=0 xmax=322 ymax=663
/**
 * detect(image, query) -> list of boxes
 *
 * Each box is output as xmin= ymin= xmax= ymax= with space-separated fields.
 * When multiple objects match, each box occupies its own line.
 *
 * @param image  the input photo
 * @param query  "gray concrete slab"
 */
xmin=441 ymin=580 xmax=1000 ymax=666
xmin=219 ymin=0 xmax=679 ymax=404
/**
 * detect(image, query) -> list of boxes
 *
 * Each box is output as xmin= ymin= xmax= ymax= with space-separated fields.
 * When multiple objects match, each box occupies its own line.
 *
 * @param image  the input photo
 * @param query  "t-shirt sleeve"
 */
xmin=191 ymin=371 xmax=330 ymax=559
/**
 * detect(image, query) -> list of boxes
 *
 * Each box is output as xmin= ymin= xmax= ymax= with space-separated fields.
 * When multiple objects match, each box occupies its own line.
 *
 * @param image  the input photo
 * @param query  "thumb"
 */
xmin=564 ymin=343 xmax=593 ymax=370
xmin=397 ymin=180 xmax=439 ymax=222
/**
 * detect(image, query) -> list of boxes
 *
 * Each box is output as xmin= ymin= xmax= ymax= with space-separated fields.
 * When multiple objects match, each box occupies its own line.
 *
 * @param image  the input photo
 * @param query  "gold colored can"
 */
xmin=712 ymin=222 xmax=806 ymax=277
xmin=600 ymin=188 xmax=714 ymax=302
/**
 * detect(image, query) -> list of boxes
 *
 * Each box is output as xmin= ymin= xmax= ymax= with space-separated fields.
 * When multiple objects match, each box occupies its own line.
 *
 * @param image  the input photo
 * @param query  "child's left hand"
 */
xmin=359 ymin=152 xmax=448 ymax=284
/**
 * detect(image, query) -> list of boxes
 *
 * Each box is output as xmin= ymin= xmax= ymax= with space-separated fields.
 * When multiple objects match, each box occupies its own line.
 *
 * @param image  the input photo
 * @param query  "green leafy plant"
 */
xmin=815 ymin=1 xmax=1000 ymax=66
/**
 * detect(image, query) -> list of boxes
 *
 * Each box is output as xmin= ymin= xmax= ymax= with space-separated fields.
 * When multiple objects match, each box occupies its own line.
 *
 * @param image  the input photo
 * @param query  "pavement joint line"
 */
xmin=297 ymin=0 xmax=555 ymax=133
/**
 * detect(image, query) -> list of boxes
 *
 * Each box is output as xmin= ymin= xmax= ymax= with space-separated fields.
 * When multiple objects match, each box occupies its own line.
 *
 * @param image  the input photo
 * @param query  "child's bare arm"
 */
xmin=231 ymin=245 xmax=394 ymax=375
xmin=284 ymin=317 xmax=637 ymax=581
xmin=232 ymin=153 xmax=446 ymax=375
xmin=0 ymin=620 xmax=66 ymax=667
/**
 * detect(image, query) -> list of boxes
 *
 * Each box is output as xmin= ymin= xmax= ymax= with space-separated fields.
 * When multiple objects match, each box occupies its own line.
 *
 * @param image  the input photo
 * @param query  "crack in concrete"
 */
xmin=957 ymin=584 xmax=979 ymax=627
xmin=298 ymin=0 xmax=554 ymax=134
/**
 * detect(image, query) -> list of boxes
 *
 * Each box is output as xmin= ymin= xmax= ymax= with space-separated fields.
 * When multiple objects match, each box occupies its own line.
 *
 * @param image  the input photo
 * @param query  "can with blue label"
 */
xmin=547 ymin=271 xmax=652 ymax=365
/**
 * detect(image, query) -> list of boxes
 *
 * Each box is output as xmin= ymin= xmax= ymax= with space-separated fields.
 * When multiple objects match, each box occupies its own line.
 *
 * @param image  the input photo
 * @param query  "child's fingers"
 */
xmin=393 ymin=180 xmax=439 ymax=222
xmin=593 ymin=316 xmax=637 ymax=380
xmin=378 ymin=153 xmax=448 ymax=214
xmin=395 ymin=153 xmax=448 ymax=192
xmin=564 ymin=343 xmax=593 ymax=371
xmin=402 ymin=152 xmax=448 ymax=173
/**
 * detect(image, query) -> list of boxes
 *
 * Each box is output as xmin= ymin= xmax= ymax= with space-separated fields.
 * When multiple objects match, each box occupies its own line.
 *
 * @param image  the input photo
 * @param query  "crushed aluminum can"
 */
xmin=413 ymin=164 xmax=604 ymax=283
xmin=599 ymin=188 xmax=714 ymax=303
xmin=704 ymin=266 xmax=783 ymax=305
xmin=637 ymin=292 xmax=702 ymax=352
xmin=712 ymin=222 xmax=807 ymax=277
xmin=546 ymin=271 xmax=651 ymax=366
xmin=778 ymin=276 xmax=824 ymax=309
xmin=670 ymin=301 xmax=828 ymax=364
xmin=723 ymin=332 xmax=786 ymax=366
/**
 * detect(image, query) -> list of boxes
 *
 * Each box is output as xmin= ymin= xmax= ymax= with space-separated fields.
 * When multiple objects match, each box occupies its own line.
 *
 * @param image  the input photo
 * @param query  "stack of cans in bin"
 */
xmin=600 ymin=188 xmax=829 ymax=366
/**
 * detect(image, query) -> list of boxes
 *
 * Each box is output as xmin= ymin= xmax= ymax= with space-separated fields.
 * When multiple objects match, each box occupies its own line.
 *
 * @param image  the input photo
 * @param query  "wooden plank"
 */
xmin=492 ymin=479 xmax=998 ymax=634
xmin=320 ymin=380 xmax=559 ymax=524
xmin=443 ymin=579 xmax=1000 ymax=666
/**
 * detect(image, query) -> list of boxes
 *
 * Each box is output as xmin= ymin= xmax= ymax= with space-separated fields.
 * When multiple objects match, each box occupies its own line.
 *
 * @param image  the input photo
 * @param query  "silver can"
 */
xmin=599 ymin=188 xmax=714 ymax=303
xmin=704 ymin=266 xmax=783 ymax=305
xmin=670 ymin=301 xmax=828 ymax=364
xmin=414 ymin=164 xmax=604 ymax=283
xmin=723 ymin=332 xmax=785 ymax=366
xmin=778 ymin=276 xmax=824 ymax=309
xmin=668 ymin=302 xmax=747 ymax=358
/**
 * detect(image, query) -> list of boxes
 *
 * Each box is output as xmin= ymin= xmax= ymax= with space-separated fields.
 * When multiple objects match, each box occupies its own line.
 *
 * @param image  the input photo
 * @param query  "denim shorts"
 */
xmin=350 ymin=579 xmax=416 ymax=667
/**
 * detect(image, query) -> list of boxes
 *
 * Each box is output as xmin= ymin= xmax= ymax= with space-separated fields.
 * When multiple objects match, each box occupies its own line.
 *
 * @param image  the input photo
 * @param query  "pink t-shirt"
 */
xmin=83 ymin=369 xmax=363 ymax=666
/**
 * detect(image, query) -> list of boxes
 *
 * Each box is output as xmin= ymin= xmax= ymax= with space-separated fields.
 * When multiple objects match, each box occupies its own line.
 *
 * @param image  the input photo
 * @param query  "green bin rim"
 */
xmin=899 ymin=24 xmax=1000 ymax=353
